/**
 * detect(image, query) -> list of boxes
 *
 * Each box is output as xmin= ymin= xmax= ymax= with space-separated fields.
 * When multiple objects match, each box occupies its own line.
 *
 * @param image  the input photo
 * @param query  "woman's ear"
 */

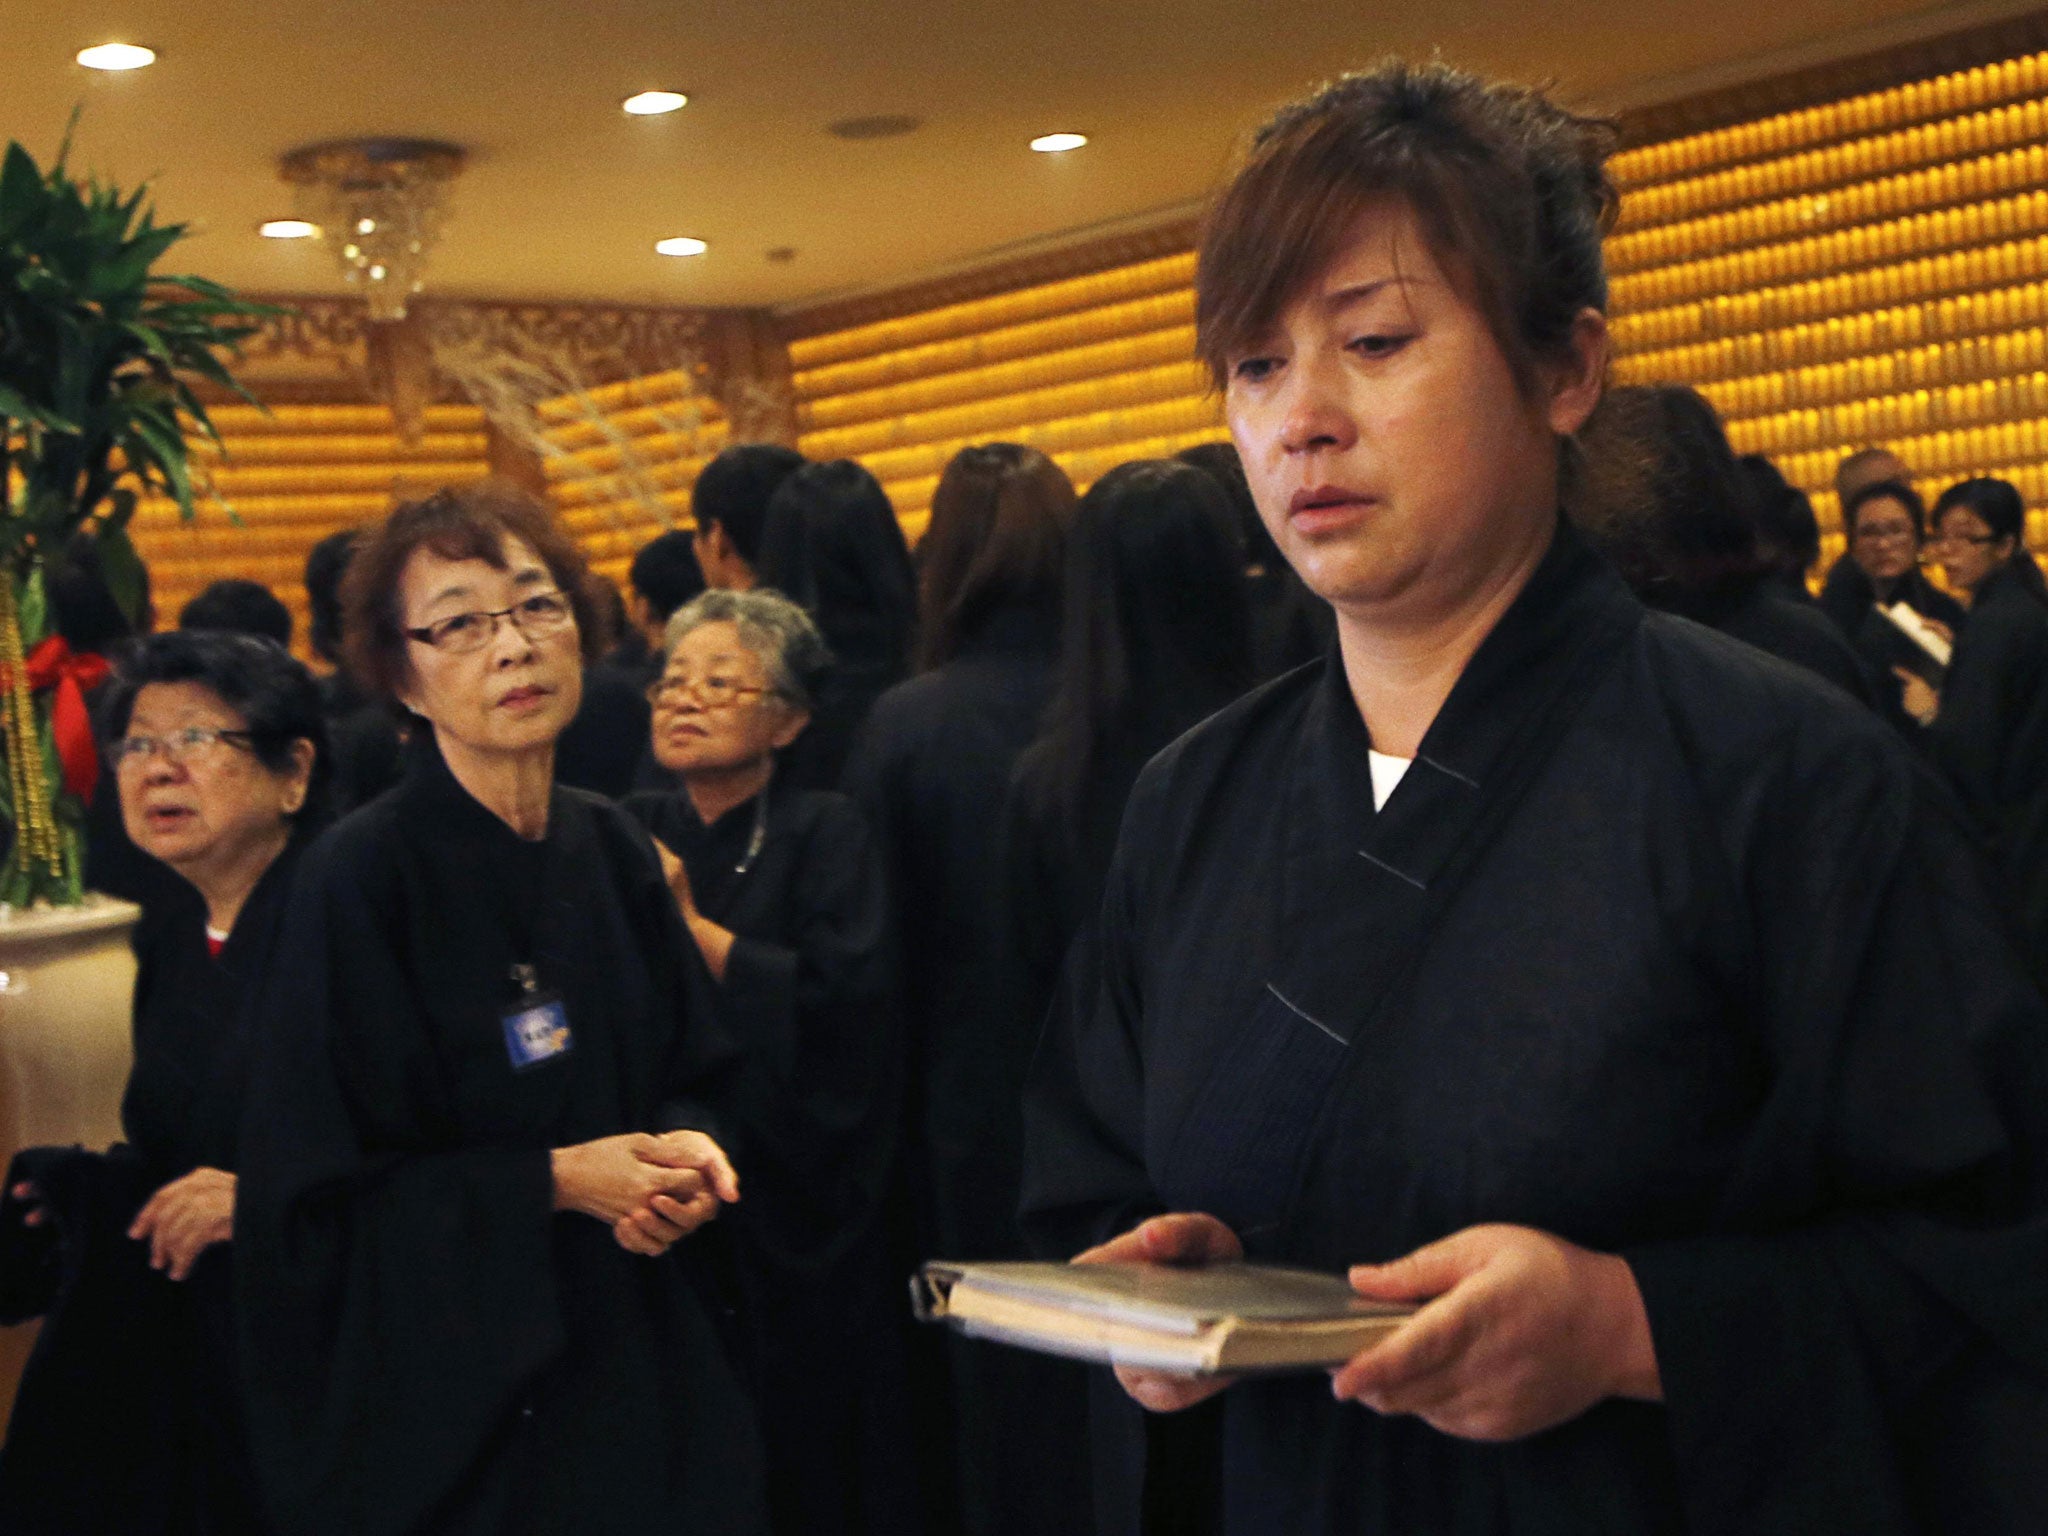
xmin=281 ymin=738 xmax=316 ymax=816
xmin=769 ymin=707 xmax=811 ymax=753
xmin=1545 ymin=308 xmax=1610 ymax=439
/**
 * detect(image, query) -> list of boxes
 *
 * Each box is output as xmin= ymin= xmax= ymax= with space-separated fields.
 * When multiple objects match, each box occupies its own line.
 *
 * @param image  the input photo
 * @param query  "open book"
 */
xmin=1874 ymin=601 xmax=1953 ymax=687
xmin=912 ymin=1260 xmax=1413 ymax=1376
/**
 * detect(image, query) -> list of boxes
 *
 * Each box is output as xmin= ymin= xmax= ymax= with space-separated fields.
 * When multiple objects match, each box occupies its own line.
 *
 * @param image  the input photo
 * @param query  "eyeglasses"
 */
xmin=1935 ymin=530 xmax=1999 ymax=548
xmin=404 ymin=591 xmax=574 ymax=653
xmin=109 ymin=727 xmax=261 ymax=770
xmin=1852 ymin=523 xmax=1919 ymax=545
xmin=647 ymin=674 xmax=775 ymax=711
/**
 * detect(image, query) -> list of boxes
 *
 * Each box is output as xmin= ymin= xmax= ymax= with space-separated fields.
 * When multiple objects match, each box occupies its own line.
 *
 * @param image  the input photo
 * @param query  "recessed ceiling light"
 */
xmin=623 ymin=90 xmax=688 ymax=116
xmin=259 ymin=219 xmax=318 ymax=240
xmin=1030 ymin=132 xmax=1088 ymax=154
xmin=656 ymin=236 xmax=708 ymax=257
xmin=77 ymin=42 xmax=156 ymax=71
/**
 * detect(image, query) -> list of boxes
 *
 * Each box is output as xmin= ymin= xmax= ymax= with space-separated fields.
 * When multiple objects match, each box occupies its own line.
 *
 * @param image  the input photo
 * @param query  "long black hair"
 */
xmin=1017 ymin=459 xmax=1252 ymax=835
xmin=755 ymin=459 xmax=918 ymax=675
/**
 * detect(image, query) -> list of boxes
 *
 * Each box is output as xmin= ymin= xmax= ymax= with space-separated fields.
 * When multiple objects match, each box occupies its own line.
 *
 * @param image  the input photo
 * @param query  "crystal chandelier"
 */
xmin=279 ymin=139 xmax=466 ymax=321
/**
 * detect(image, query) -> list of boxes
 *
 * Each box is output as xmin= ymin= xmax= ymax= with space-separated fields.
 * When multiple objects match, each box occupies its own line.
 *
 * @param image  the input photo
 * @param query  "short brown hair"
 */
xmin=917 ymin=443 xmax=1077 ymax=669
xmin=342 ymin=481 xmax=606 ymax=700
xmin=1196 ymin=60 xmax=1618 ymax=395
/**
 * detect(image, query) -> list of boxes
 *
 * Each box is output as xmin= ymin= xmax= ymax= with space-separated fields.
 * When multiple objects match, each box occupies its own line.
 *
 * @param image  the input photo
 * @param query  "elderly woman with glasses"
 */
xmin=0 ymin=629 xmax=325 ymax=1534
xmin=233 ymin=484 xmax=766 ymax=1536
xmin=622 ymin=587 xmax=915 ymax=1536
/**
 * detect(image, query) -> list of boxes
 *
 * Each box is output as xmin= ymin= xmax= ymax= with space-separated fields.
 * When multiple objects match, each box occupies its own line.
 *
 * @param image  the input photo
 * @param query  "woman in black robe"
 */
xmin=0 ymin=630 xmax=326 ymax=1535
xmin=1819 ymin=480 xmax=1969 ymax=720
xmin=842 ymin=443 xmax=1079 ymax=1536
xmin=1924 ymin=477 xmax=2048 ymax=986
xmin=754 ymin=458 xmax=918 ymax=791
xmin=1021 ymin=60 xmax=2048 ymax=1535
xmin=1001 ymin=457 xmax=1253 ymax=1536
xmin=621 ymin=586 xmax=916 ymax=1536
xmin=235 ymin=485 xmax=764 ymax=1536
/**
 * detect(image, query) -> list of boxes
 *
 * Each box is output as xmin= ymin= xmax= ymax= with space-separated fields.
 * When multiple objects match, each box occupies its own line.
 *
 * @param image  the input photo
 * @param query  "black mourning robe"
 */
xmin=842 ymin=603 xmax=1096 ymax=1536
xmin=0 ymin=836 xmax=305 ymax=1535
xmin=1023 ymin=523 xmax=2048 ymax=1535
xmin=619 ymin=782 xmax=917 ymax=1536
xmin=236 ymin=737 xmax=764 ymax=1536
xmin=1926 ymin=564 xmax=2048 ymax=987
xmin=1702 ymin=579 xmax=1883 ymax=709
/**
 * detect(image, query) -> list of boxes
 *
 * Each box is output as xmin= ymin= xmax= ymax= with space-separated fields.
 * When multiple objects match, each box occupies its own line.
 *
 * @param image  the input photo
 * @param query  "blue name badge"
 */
xmin=501 ymin=994 xmax=573 ymax=1071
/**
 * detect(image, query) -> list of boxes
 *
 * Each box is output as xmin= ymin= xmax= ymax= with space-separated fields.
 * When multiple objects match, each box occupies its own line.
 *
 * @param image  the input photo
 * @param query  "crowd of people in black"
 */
xmin=3 ymin=55 xmax=2046 ymax=1536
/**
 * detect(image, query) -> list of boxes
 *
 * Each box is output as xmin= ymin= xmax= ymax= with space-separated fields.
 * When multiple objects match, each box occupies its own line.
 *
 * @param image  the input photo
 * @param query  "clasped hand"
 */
xmin=551 ymin=1130 xmax=739 ymax=1257
xmin=1081 ymin=1213 xmax=1661 ymax=1441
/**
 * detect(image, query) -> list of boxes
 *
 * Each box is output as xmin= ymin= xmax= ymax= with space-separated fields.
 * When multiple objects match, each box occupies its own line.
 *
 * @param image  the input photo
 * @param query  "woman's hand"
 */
xmin=1894 ymin=668 xmax=1940 ymax=725
xmin=551 ymin=1131 xmax=739 ymax=1257
xmin=1075 ymin=1212 xmax=1245 ymax=1413
xmin=652 ymin=837 xmax=736 ymax=980
xmin=652 ymin=838 xmax=698 ymax=919
xmin=128 ymin=1167 xmax=237 ymax=1282
xmin=9 ymin=1180 xmax=49 ymax=1230
xmin=1331 ymin=1223 xmax=1660 ymax=1441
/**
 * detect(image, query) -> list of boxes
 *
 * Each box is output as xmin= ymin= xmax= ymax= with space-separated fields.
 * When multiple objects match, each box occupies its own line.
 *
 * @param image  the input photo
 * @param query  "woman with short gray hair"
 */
xmin=622 ymin=585 xmax=918 ymax=1536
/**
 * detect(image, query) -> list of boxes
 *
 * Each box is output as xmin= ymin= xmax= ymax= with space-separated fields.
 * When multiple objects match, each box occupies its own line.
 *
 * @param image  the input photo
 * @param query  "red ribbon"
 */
xmin=13 ymin=637 xmax=111 ymax=806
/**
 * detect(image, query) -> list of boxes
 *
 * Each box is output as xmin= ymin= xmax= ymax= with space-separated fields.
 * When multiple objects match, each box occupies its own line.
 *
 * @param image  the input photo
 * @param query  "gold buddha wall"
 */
xmin=536 ymin=368 xmax=729 ymax=593
xmin=786 ymin=236 xmax=1221 ymax=541
xmin=132 ymin=402 xmax=490 ymax=653
xmin=1608 ymin=33 xmax=2048 ymax=566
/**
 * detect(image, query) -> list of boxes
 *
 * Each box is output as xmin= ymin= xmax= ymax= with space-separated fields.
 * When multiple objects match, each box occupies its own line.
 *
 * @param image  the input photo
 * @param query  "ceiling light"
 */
xmin=656 ymin=236 xmax=708 ymax=257
xmin=280 ymin=138 xmax=466 ymax=321
xmin=623 ymin=90 xmax=688 ymax=116
xmin=259 ymin=219 xmax=318 ymax=239
xmin=77 ymin=42 xmax=156 ymax=71
xmin=1031 ymin=133 xmax=1088 ymax=154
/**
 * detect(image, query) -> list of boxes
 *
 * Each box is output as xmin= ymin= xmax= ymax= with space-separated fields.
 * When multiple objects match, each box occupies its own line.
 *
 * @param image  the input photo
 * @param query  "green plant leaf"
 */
xmin=0 ymin=141 xmax=44 ymax=234
xmin=95 ymin=521 xmax=149 ymax=628
xmin=127 ymin=409 xmax=195 ymax=517
xmin=17 ymin=564 xmax=49 ymax=648
xmin=0 ymin=384 xmax=79 ymax=436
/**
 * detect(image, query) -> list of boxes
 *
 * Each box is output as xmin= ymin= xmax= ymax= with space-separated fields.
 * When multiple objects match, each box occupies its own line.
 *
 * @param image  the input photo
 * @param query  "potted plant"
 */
xmin=0 ymin=124 xmax=274 ymax=1169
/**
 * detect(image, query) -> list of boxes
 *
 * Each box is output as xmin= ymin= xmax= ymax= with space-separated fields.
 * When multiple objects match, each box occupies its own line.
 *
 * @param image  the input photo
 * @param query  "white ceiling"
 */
xmin=5 ymin=0 xmax=2038 ymax=313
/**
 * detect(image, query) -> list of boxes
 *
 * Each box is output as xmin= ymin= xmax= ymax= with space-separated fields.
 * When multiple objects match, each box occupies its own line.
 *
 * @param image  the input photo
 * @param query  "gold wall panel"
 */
xmin=534 ymin=378 xmax=728 ymax=592
xmin=1610 ymin=45 xmax=2048 ymax=560
xmin=132 ymin=404 xmax=490 ymax=657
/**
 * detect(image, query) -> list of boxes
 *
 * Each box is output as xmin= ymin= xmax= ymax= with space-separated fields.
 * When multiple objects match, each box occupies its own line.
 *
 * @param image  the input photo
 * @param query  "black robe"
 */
xmin=0 ymin=836 xmax=305 ymax=1535
xmin=1023 ymin=523 xmax=2048 ymax=1535
xmin=1926 ymin=564 xmax=2048 ymax=987
xmin=843 ymin=604 xmax=1096 ymax=1536
xmin=236 ymin=737 xmax=764 ymax=1536
xmin=619 ymin=783 xmax=917 ymax=1536
xmin=1702 ymin=579 xmax=1883 ymax=709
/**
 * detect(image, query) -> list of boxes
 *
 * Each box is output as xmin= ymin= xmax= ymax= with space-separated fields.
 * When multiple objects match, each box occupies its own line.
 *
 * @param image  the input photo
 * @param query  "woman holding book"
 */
xmin=1021 ymin=59 xmax=2048 ymax=1536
